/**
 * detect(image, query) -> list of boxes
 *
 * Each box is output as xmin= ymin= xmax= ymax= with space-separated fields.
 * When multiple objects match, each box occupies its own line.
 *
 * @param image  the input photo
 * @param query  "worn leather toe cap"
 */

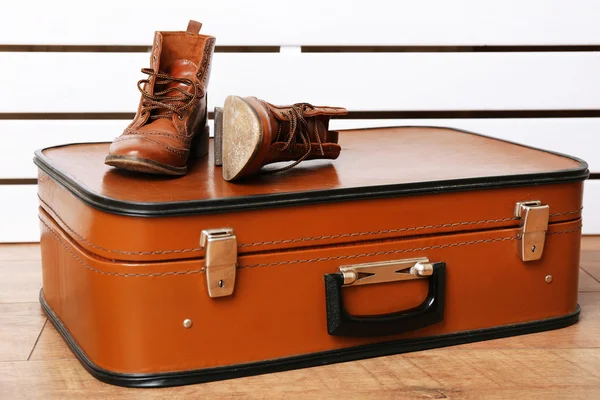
xmin=106 ymin=135 xmax=188 ymax=169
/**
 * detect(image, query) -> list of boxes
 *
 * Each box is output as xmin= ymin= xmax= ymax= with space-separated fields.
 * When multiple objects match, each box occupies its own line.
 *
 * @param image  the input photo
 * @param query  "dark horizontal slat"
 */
xmin=0 ymin=45 xmax=280 ymax=53
xmin=0 ymin=179 xmax=37 ymax=185
xmin=2 ymin=45 xmax=599 ymax=53
xmin=341 ymin=110 xmax=600 ymax=119
xmin=1 ymin=110 xmax=600 ymax=121
xmin=303 ymin=45 xmax=600 ymax=53
xmin=0 ymin=113 xmax=136 ymax=120
xmin=216 ymin=46 xmax=280 ymax=53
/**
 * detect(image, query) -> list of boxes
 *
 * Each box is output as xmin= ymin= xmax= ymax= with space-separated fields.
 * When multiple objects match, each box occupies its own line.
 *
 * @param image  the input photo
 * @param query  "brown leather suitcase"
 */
xmin=35 ymin=126 xmax=587 ymax=388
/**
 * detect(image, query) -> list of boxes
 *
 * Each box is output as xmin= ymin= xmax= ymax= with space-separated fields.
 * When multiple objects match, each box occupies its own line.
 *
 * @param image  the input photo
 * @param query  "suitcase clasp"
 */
xmin=515 ymin=200 xmax=550 ymax=262
xmin=339 ymin=257 xmax=433 ymax=287
xmin=200 ymin=228 xmax=238 ymax=298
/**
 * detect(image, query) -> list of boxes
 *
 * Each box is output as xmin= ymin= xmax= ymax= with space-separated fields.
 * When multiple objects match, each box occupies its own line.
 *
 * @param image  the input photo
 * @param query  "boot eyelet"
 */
xmin=178 ymin=115 xmax=184 ymax=121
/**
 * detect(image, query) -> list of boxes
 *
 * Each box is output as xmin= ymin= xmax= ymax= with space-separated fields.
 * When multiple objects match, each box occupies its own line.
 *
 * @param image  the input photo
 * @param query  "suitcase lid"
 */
xmin=35 ymin=126 xmax=587 ymax=216
xmin=34 ymin=126 xmax=588 ymax=263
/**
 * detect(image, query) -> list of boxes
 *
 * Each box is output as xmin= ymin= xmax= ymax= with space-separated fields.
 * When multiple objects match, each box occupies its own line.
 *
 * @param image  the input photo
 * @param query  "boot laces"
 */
xmin=137 ymin=68 xmax=204 ymax=120
xmin=270 ymin=103 xmax=325 ymax=173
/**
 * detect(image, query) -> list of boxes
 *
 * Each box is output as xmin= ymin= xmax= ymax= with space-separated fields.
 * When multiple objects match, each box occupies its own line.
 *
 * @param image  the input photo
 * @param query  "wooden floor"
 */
xmin=2 ymin=239 xmax=600 ymax=399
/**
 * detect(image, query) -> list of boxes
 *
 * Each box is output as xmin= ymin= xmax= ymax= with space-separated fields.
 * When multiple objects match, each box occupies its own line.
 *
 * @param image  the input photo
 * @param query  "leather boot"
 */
xmin=219 ymin=95 xmax=348 ymax=181
xmin=105 ymin=20 xmax=215 ymax=175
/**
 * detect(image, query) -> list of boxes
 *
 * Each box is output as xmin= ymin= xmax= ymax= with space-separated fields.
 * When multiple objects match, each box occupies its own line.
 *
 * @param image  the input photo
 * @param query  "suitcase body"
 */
xmin=35 ymin=126 xmax=587 ymax=387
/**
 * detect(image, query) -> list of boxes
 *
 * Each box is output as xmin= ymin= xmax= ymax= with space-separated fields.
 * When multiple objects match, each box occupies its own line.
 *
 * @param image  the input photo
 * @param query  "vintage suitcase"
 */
xmin=34 ymin=126 xmax=587 ymax=388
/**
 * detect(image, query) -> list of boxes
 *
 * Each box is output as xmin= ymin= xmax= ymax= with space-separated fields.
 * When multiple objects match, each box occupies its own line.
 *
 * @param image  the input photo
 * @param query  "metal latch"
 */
xmin=200 ymin=228 xmax=237 ymax=298
xmin=515 ymin=201 xmax=550 ymax=262
xmin=340 ymin=257 xmax=433 ymax=287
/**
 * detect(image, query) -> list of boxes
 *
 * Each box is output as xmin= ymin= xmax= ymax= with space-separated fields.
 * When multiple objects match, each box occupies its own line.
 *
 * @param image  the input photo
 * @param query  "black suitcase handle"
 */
xmin=324 ymin=262 xmax=446 ymax=337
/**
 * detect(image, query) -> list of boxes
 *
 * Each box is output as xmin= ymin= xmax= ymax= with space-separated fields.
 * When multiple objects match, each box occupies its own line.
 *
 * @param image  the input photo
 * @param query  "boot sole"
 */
xmin=222 ymin=95 xmax=264 ymax=181
xmin=104 ymin=155 xmax=187 ymax=176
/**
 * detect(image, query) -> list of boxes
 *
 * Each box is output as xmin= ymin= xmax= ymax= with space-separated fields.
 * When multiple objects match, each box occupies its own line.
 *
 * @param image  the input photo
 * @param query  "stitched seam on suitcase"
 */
xmin=242 ymin=226 xmax=583 ymax=268
xmin=239 ymin=208 xmax=581 ymax=248
xmin=39 ymin=217 xmax=582 ymax=276
xmin=40 ymin=218 xmax=203 ymax=277
xmin=37 ymin=195 xmax=582 ymax=256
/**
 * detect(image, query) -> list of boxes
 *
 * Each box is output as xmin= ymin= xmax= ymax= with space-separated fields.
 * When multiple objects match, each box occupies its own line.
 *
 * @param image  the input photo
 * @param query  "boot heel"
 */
xmin=213 ymin=106 xmax=224 ymax=166
xmin=191 ymin=124 xmax=210 ymax=159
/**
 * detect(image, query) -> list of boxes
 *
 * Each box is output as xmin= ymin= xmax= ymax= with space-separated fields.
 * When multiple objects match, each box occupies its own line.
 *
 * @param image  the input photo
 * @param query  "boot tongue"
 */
xmin=153 ymin=59 xmax=198 ymax=117
xmin=163 ymin=59 xmax=198 ymax=94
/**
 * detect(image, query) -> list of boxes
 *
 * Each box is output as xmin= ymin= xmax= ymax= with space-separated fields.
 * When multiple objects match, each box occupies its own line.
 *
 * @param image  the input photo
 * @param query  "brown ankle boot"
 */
xmin=105 ymin=20 xmax=215 ymax=176
xmin=219 ymin=95 xmax=347 ymax=181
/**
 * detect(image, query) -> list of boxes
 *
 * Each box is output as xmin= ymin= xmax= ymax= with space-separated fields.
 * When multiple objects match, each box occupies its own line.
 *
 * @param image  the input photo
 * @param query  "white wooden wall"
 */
xmin=1 ymin=0 xmax=599 ymax=242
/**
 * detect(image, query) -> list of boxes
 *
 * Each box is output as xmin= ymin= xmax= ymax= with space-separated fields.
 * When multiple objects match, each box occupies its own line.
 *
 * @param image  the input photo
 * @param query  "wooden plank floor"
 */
xmin=2 ymin=238 xmax=600 ymax=399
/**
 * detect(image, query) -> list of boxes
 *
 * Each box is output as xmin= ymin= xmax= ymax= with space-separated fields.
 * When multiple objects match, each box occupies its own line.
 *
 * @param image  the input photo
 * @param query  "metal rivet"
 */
xmin=531 ymin=245 xmax=536 ymax=253
xmin=545 ymin=275 xmax=553 ymax=283
xmin=218 ymin=280 xmax=225 ymax=288
xmin=153 ymin=54 xmax=157 ymax=60
xmin=183 ymin=319 xmax=193 ymax=328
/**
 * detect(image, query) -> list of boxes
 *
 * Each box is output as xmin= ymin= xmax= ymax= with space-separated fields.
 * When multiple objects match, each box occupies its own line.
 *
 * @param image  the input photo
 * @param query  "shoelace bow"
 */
xmin=270 ymin=103 xmax=325 ymax=173
xmin=137 ymin=68 xmax=203 ymax=120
